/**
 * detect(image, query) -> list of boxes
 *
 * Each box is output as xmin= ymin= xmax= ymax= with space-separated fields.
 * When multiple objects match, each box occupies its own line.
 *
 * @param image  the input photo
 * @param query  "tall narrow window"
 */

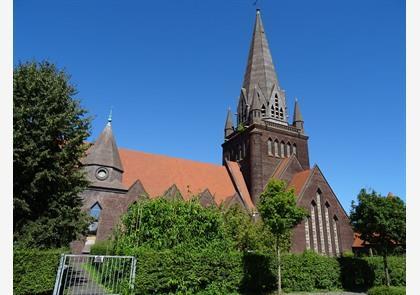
xmin=90 ymin=202 xmax=102 ymax=221
xmin=267 ymin=138 xmax=273 ymax=156
xmin=333 ymin=216 xmax=340 ymax=255
xmin=311 ymin=201 xmax=318 ymax=253
xmin=325 ymin=202 xmax=333 ymax=255
xmin=279 ymin=107 xmax=284 ymax=120
xmin=271 ymin=105 xmax=275 ymax=117
xmin=286 ymin=142 xmax=291 ymax=157
xmin=238 ymin=145 xmax=242 ymax=160
xmin=292 ymin=144 xmax=297 ymax=155
xmin=304 ymin=217 xmax=311 ymax=250
xmin=316 ymin=191 xmax=326 ymax=255
xmin=89 ymin=202 xmax=102 ymax=234
xmin=280 ymin=141 xmax=285 ymax=158
xmin=274 ymin=140 xmax=279 ymax=157
xmin=242 ymin=142 xmax=246 ymax=158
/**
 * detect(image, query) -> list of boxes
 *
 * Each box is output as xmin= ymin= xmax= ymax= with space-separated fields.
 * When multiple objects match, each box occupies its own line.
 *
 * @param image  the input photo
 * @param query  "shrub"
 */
xmin=339 ymin=256 xmax=405 ymax=290
xmin=282 ymin=250 xmax=341 ymax=292
xmin=13 ymin=248 xmax=66 ymax=295
xmin=124 ymin=243 xmax=242 ymax=295
xmin=367 ymin=286 xmax=406 ymax=295
xmin=90 ymin=239 xmax=115 ymax=255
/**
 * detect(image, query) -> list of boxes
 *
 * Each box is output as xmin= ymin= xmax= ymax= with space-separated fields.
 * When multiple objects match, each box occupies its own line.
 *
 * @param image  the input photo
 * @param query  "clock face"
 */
xmin=96 ymin=167 xmax=109 ymax=180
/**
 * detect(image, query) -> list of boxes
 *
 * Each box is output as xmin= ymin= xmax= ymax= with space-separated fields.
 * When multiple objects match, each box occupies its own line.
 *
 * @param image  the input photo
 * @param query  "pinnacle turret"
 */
xmin=293 ymin=98 xmax=304 ymax=132
xmin=224 ymin=108 xmax=234 ymax=139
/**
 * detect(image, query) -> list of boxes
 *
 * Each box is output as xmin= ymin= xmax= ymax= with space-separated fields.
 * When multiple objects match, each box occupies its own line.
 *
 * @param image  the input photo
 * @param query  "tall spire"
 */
xmin=293 ymin=98 xmax=304 ymax=131
xmin=242 ymin=9 xmax=281 ymax=100
xmin=83 ymin=118 xmax=124 ymax=172
xmin=107 ymin=107 xmax=113 ymax=126
xmin=237 ymin=10 xmax=288 ymax=125
xmin=224 ymin=108 xmax=234 ymax=139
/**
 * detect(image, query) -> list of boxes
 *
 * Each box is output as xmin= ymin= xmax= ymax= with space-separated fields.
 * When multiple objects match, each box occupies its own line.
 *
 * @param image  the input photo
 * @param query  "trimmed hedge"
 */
xmin=126 ymin=244 xmax=243 ymax=295
xmin=339 ymin=256 xmax=406 ymax=290
xmin=282 ymin=251 xmax=341 ymax=292
xmin=13 ymin=248 xmax=65 ymax=295
xmin=367 ymin=286 xmax=406 ymax=295
xmin=89 ymin=242 xmax=407 ymax=293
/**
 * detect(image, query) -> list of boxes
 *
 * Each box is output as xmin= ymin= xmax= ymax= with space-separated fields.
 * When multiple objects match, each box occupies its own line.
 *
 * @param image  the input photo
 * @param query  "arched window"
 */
xmin=271 ymin=105 xmax=275 ymax=117
xmin=267 ymin=138 xmax=273 ymax=156
xmin=261 ymin=105 xmax=266 ymax=117
xmin=274 ymin=140 xmax=279 ymax=157
xmin=90 ymin=202 xmax=102 ymax=221
xmin=242 ymin=142 xmax=246 ymax=158
xmin=316 ymin=190 xmax=326 ymax=255
xmin=324 ymin=202 xmax=333 ymax=255
xmin=310 ymin=200 xmax=318 ymax=253
xmin=280 ymin=108 xmax=284 ymax=120
xmin=292 ymin=144 xmax=297 ymax=156
xmin=238 ymin=145 xmax=242 ymax=160
xmin=280 ymin=141 xmax=285 ymax=158
xmin=286 ymin=142 xmax=291 ymax=157
xmin=333 ymin=215 xmax=340 ymax=255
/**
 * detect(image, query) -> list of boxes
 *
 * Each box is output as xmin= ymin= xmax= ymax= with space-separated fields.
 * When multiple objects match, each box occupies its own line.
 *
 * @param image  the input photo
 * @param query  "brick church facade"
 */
xmin=72 ymin=10 xmax=354 ymax=255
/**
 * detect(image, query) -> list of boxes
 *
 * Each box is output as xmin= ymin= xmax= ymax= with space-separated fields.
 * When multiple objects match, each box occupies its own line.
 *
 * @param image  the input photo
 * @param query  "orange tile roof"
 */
xmin=119 ymin=148 xmax=237 ymax=205
xmin=225 ymin=161 xmax=255 ymax=210
xmin=353 ymin=233 xmax=368 ymax=247
xmin=288 ymin=169 xmax=311 ymax=196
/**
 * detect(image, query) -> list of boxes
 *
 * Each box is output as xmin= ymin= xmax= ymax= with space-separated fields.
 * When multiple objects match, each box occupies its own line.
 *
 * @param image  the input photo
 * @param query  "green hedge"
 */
xmin=13 ymin=248 xmax=65 ymax=295
xmin=339 ymin=256 xmax=406 ymax=290
xmin=282 ymin=251 xmax=341 ymax=292
xmin=367 ymin=286 xmax=406 ymax=295
xmin=126 ymin=244 xmax=243 ymax=295
xmin=90 ymin=239 xmax=114 ymax=255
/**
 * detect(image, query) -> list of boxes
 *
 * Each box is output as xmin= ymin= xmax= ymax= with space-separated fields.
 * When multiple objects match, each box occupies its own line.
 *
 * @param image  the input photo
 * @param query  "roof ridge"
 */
xmin=118 ymin=147 xmax=225 ymax=168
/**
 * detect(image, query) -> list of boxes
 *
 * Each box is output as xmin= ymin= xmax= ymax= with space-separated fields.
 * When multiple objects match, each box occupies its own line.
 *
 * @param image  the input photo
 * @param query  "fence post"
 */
xmin=52 ymin=254 xmax=66 ymax=295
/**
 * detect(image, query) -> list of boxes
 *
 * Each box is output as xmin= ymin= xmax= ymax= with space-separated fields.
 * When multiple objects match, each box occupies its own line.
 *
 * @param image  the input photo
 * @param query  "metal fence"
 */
xmin=52 ymin=254 xmax=136 ymax=295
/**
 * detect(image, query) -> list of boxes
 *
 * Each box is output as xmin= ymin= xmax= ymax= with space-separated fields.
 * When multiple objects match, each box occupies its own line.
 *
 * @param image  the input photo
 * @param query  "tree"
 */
xmin=257 ymin=179 xmax=307 ymax=294
xmin=14 ymin=61 xmax=92 ymax=248
xmin=349 ymin=189 xmax=405 ymax=287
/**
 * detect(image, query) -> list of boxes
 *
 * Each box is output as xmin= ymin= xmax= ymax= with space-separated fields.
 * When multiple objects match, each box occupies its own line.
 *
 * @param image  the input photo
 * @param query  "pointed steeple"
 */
xmin=243 ymin=9 xmax=281 ymax=100
xmin=224 ymin=108 xmax=234 ymax=138
xmin=237 ymin=10 xmax=288 ymax=125
xmin=293 ymin=98 xmax=304 ymax=131
xmin=84 ymin=118 xmax=124 ymax=172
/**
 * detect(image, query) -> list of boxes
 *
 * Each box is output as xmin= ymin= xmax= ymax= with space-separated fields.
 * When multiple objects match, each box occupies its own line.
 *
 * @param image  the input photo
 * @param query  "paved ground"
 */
xmin=63 ymin=262 xmax=107 ymax=295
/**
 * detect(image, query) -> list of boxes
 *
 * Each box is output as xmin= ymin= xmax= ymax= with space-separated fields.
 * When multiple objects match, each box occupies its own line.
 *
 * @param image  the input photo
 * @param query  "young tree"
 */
xmin=350 ymin=189 xmax=406 ymax=287
xmin=14 ymin=61 xmax=91 ymax=248
xmin=257 ymin=179 xmax=307 ymax=294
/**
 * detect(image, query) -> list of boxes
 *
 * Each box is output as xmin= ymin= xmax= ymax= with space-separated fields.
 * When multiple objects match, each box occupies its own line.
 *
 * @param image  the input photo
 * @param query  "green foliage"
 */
xmin=237 ymin=122 xmax=246 ymax=133
xmin=258 ymin=179 xmax=308 ymax=239
xmin=350 ymin=189 xmax=405 ymax=286
xmin=281 ymin=251 xmax=341 ymax=292
xmin=350 ymin=189 xmax=406 ymax=254
xmin=90 ymin=239 xmax=115 ymax=255
xmin=13 ymin=248 xmax=65 ymax=295
xmin=367 ymin=286 xmax=406 ymax=295
xmin=114 ymin=198 xmax=229 ymax=252
xmin=339 ymin=256 xmax=406 ymax=290
xmin=126 ymin=244 xmax=242 ymax=295
xmin=14 ymin=61 xmax=92 ymax=248
xmin=222 ymin=205 xmax=281 ymax=253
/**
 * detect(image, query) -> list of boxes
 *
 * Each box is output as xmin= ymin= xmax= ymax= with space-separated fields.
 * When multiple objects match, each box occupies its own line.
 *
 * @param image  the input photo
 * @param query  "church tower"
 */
xmin=222 ymin=10 xmax=310 ymax=204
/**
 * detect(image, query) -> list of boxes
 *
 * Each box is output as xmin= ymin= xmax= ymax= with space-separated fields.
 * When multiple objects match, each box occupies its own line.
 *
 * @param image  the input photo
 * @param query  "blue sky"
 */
xmin=14 ymin=0 xmax=405 ymax=212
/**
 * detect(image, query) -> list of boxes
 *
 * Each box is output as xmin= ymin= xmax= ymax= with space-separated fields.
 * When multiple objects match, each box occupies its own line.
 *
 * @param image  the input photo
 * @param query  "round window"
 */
xmin=96 ymin=167 xmax=109 ymax=180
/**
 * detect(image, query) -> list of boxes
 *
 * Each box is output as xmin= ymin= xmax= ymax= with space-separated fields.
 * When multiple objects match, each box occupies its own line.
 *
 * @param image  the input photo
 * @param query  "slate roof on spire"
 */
xmin=83 ymin=122 xmax=124 ymax=171
xmin=225 ymin=108 xmax=234 ymax=131
xmin=242 ymin=10 xmax=280 ymax=101
xmin=293 ymin=98 xmax=303 ymax=122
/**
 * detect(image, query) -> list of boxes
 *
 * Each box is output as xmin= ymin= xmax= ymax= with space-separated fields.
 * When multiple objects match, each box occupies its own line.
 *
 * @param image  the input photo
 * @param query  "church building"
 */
xmin=73 ymin=10 xmax=354 ymax=256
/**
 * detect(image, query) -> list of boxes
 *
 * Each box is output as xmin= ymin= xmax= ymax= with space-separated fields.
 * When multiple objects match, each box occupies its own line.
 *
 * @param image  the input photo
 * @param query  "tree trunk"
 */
xmin=277 ymin=236 xmax=282 ymax=294
xmin=383 ymin=252 xmax=391 ymax=287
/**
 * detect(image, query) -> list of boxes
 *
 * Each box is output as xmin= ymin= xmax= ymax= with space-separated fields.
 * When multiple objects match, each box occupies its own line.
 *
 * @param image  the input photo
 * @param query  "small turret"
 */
xmin=224 ymin=108 xmax=234 ymax=139
xmin=293 ymin=98 xmax=304 ymax=132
